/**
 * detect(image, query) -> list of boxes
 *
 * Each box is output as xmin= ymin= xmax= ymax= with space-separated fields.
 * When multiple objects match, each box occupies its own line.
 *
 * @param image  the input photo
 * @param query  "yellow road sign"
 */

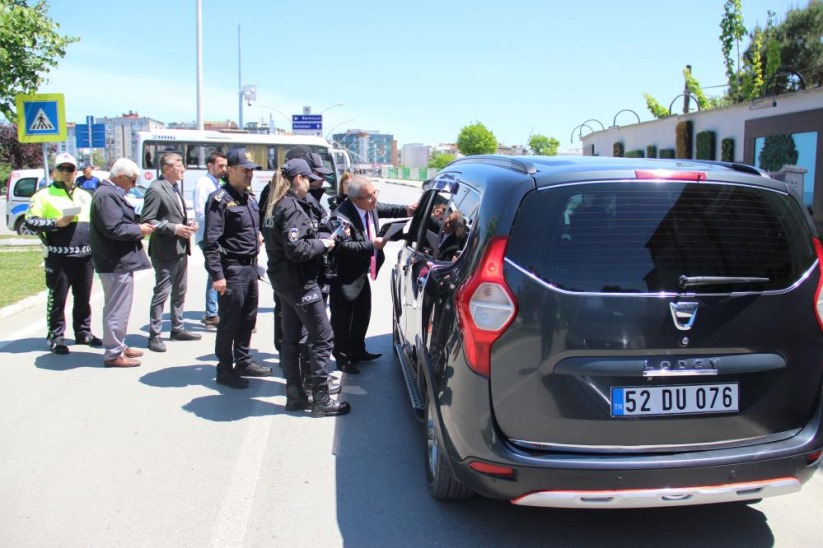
xmin=16 ymin=93 xmax=67 ymax=143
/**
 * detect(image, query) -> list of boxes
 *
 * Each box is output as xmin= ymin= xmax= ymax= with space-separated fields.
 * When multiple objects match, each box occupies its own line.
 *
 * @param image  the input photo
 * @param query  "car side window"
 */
xmin=14 ymin=177 xmax=37 ymax=198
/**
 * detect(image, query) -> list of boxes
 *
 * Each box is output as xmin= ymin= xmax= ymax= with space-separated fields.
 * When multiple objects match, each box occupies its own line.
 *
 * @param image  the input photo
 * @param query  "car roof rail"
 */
xmin=447 ymin=155 xmax=537 ymax=175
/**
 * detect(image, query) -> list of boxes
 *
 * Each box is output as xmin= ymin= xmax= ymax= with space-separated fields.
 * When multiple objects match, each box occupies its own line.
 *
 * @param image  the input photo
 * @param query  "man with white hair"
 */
xmin=90 ymin=159 xmax=156 ymax=367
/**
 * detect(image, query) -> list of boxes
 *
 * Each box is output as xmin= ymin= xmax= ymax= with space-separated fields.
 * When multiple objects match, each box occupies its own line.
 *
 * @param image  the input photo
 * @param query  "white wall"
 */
xmin=581 ymin=87 xmax=823 ymax=161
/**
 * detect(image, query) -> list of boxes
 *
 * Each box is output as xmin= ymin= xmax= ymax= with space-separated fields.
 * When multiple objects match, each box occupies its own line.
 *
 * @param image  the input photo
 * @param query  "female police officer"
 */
xmin=261 ymin=158 xmax=350 ymax=416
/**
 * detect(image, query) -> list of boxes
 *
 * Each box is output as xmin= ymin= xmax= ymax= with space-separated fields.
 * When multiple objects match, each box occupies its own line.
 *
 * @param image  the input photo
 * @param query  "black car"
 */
xmin=386 ymin=155 xmax=823 ymax=509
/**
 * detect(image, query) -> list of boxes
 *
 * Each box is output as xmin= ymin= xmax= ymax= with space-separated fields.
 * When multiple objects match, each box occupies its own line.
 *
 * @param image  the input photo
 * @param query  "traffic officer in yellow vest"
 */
xmin=25 ymin=152 xmax=102 ymax=355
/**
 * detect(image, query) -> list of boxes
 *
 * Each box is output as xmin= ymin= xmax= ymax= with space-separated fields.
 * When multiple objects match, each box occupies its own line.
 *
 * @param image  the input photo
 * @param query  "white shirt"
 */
xmin=192 ymin=173 xmax=220 ymax=244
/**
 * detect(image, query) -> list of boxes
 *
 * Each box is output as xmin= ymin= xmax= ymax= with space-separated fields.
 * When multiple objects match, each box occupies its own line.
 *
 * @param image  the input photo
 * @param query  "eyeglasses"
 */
xmin=56 ymin=166 xmax=76 ymax=173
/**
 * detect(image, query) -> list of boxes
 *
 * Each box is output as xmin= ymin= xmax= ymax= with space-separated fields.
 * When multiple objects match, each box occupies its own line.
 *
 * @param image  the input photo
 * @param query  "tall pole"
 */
xmin=196 ymin=0 xmax=203 ymax=130
xmin=237 ymin=25 xmax=243 ymax=129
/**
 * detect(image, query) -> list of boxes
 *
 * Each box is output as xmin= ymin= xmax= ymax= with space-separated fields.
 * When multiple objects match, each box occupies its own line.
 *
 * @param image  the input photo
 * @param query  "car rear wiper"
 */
xmin=679 ymin=275 xmax=770 ymax=289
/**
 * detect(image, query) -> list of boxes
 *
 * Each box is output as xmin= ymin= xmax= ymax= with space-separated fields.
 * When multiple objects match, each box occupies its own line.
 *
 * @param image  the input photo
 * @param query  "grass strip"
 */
xmin=0 ymin=250 xmax=45 ymax=308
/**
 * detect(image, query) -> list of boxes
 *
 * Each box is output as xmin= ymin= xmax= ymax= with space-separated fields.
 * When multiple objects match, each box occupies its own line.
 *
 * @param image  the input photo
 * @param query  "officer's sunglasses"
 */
xmin=56 ymin=165 xmax=76 ymax=173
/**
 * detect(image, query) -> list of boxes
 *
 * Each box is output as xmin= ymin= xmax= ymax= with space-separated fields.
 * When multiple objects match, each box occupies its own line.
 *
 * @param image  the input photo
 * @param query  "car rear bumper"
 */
xmin=433 ymin=353 xmax=823 ymax=508
xmin=512 ymin=477 xmax=802 ymax=509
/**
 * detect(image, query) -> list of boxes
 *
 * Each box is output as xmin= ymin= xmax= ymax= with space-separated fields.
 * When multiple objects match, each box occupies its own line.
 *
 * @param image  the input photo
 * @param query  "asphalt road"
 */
xmin=0 ymin=182 xmax=821 ymax=547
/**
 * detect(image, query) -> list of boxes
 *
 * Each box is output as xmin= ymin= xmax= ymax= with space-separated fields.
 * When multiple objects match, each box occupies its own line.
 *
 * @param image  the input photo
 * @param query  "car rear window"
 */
xmin=507 ymin=181 xmax=816 ymax=293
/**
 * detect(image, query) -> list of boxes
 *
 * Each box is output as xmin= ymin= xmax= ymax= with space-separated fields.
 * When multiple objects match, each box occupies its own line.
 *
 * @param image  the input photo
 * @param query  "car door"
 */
xmin=396 ymin=189 xmax=439 ymax=355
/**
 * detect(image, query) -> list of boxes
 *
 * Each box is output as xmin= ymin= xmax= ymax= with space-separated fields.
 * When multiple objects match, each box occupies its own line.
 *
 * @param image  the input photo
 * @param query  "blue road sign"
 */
xmin=292 ymin=114 xmax=322 ymax=123
xmin=75 ymin=123 xmax=106 ymax=148
xmin=292 ymin=122 xmax=322 ymax=130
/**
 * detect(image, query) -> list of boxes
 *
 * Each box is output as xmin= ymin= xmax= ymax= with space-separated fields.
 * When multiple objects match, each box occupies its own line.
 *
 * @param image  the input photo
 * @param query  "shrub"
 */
xmin=721 ymin=138 xmax=735 ymax=162
xmin=625 ymin=150 xmax=645 ymax=158
xmin=675 ymin=120 xmax=693 ymax=159
xmin=659 ymin=148 xmax=676 ymax=159
xmin=696 ymin=130 xmax=716 ymax=160
xmin=613 ymin=142 xmax=625 ymax=157
xmin=646 ymin=145 xmax=657 ymax=159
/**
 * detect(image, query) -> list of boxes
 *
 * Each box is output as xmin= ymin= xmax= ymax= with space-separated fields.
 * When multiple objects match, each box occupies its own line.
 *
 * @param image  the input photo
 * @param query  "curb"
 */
xmin=0 ymin=291 xmax=47 ymax=321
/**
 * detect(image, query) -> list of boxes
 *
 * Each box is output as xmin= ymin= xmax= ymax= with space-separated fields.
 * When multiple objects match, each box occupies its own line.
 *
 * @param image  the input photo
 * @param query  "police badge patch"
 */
xmin=288 ymin=227 xmax=300 ymax=242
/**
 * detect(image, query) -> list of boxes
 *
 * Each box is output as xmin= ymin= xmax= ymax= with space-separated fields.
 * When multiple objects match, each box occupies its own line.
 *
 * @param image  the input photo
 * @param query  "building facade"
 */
xmin=401 ymin=143 xmax=430 ymax=168
xmin=332 ymin=130 xmax=398 ymax=169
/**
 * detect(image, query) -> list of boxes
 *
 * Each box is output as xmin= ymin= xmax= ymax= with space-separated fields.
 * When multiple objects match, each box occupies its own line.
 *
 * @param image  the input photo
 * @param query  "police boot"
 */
xmin=285 ymin=381 xmax=310 ymax=411
xmin=311 ymin=380 xmax=351 ymax=417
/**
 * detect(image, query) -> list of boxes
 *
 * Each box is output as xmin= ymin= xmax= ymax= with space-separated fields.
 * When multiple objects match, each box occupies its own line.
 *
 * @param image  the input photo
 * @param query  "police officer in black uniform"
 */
xmin=260 ymin=158 xmax=350 ymax=416
xmin=203 ymin=148 xmax=272 ymax=389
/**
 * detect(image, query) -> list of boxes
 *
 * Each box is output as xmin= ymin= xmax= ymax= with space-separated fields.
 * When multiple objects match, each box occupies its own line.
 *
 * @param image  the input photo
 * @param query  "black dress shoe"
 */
xmin=338 ymin=361 xmax=360 ymax=375
xmin=48 ymin=338 xmax=70 ymax=355
xmin=170 ymin=330 xmax=202 ymax=341
xmin=216 ymin=368 xmax=249 ymax=389
xmin=354 ymin=351 xmax=382 ymax=362
xmin=236 ymin=361 xmax=273 ymax=377
xmin=148 ymin=338 xmax=167 ymax=352
xmin=76 ymin=334 xmax=103 ymax=347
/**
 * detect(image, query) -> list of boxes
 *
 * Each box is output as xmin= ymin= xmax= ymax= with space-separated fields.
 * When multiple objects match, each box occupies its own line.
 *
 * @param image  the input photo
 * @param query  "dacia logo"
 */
xmin=670 ymin=302 xmax=698 ymax=331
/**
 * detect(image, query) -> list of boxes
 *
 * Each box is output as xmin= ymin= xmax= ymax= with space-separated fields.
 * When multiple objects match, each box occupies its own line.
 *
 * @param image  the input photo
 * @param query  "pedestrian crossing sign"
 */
xmin=15 ymin=93 xmax=67 ymax=143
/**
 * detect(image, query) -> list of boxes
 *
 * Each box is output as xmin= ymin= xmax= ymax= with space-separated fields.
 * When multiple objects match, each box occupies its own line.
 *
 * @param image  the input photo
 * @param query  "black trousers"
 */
xmin=215 ymin=263 xmax=258 ymax=371
xmin=329 ymin=280 xmax=371 ymax=361
xmin=44 ymin=255 xmax=94 ymax=342
xmin=278 ymin=284 xmax=333 ymax=385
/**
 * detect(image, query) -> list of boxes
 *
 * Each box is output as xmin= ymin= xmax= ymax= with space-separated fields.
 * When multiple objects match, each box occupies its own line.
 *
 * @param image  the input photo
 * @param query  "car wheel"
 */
xmin=15 ymin=217 xmax=34 ymax=235
xmin=425 ymin=392 xmax=473 ymax=501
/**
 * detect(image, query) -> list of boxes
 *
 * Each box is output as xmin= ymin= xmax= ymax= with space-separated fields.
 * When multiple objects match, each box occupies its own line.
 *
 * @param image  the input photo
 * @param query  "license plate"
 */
xmin=611 ymin=383 xmax=738 ymax=417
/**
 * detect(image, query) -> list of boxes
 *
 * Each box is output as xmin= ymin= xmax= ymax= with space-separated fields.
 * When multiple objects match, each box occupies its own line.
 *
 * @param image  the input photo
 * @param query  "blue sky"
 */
xmin=33 ymin=0 xmax=806 ymax=152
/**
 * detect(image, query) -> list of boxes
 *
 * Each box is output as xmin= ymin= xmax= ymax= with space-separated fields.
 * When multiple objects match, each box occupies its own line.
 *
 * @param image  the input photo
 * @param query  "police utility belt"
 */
xmin=221 ymin=254 xmax=257 ymax=266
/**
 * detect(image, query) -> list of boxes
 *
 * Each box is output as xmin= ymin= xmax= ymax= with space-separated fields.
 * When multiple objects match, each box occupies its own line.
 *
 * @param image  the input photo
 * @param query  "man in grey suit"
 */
xmin=141 ymin=152 xmax=202 ymax=352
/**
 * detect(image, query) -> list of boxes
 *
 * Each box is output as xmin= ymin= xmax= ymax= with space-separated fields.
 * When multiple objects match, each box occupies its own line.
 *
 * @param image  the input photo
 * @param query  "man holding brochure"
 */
xmin=25 ymin=152 xmax=102 ymax=355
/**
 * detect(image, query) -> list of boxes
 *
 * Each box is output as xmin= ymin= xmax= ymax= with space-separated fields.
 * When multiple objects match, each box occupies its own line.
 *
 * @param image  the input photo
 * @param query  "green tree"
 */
xmin=720 ymin=0 xmax=747 ymax=101
xmin=427 ymin=150 xmax=455 ymax=169
xmin=0 ymin=0 xmax=78 ymax=121
xmin=758 ymin=133 xmax=798 ymax=172
xmin=743 ymin=3 xmax=823 ymax=95
xmin=528 ymin=134 xmax=560 ymax=156
xmin=456 ymin=121 xmax=497 ymax=156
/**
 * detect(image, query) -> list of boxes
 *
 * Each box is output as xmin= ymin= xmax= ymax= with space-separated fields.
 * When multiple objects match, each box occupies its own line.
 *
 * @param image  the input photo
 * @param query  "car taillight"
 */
xmin=813 ymin=238 xmax=823 ymax=332
xmin=455 ymin=236 xmax=517 ymax=377
xmin=635 ymin=169 xmax=708 ymax=181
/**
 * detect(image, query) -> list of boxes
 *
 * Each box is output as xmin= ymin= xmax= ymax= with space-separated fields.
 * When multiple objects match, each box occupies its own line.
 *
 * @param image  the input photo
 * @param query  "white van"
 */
xmin=5 ymin=168 xmax=111 ymax=234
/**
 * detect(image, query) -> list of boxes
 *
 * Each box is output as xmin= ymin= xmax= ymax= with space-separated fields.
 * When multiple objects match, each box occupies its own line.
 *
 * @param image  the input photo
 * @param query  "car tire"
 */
xmin=425 ymin=391 xmax=473 ymax=501
xmin=14 ymin=217 xmax=34 ymax=236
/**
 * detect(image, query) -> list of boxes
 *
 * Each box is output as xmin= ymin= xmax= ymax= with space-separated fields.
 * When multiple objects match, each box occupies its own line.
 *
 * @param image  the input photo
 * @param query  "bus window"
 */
xmin=186 ymin=144 xmax=225 ymax=169
xmin=157 ymin=144 xmax=184 ymax=164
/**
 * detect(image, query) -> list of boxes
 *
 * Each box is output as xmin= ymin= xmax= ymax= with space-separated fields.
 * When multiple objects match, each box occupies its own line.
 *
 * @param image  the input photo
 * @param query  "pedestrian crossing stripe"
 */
xmin=15 ymin=93 xmax=67 ymax=143
xmin=29 ymin=108 xmax=56 ymax=131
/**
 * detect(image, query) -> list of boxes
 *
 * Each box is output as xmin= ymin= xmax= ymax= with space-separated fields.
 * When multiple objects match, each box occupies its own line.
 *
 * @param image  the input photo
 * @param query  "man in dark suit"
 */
xmin=141 ymin=152 xmax=202 ymax=352
xmin=330 ymin=176 xmax=415 ymax=374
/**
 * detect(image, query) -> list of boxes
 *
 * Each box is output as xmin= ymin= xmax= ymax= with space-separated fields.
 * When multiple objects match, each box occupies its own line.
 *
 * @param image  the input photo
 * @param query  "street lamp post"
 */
xmin=319 ymin=103 xmax=344 ymax=115
xmin=325 ymin=118 xmax=355 ymax=141
xmin=258 ymin=104 xmax=291 ymax=134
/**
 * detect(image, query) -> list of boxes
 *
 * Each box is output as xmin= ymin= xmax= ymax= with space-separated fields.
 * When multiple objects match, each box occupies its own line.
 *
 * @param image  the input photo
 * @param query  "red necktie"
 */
xmin=365 ymin=212 xmax=377 ymax=280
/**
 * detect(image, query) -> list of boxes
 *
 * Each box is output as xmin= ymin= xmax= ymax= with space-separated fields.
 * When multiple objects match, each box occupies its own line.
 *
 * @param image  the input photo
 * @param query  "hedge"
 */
xmin=675 ymin=120 xmax=693 ymax=159
xmin=613 ymin=142 xmax=625 ymax=157
xmin=721 ymin=138 xmax=734 ymax=162
xmin=696 ymin=130 xmax=716 ymax=160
